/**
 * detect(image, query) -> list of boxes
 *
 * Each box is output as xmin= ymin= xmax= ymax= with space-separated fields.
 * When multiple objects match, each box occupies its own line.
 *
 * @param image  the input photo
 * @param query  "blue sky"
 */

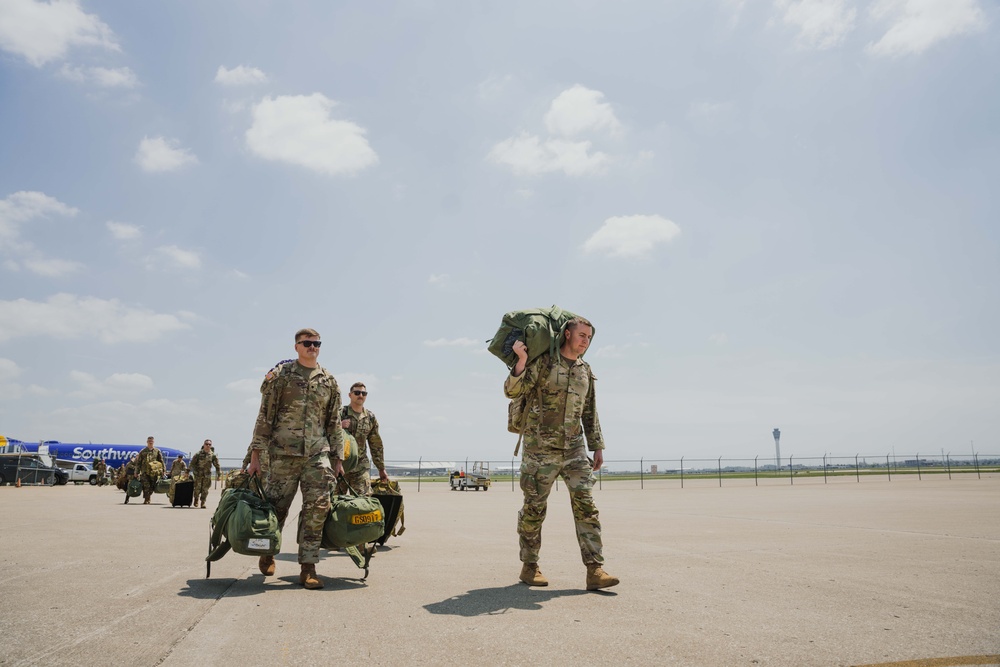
xmin=1 ymin=0 xmax=997 ymax=466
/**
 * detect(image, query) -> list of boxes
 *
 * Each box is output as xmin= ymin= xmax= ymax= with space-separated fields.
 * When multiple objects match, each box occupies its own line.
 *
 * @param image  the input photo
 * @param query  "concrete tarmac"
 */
xmin=1 ymin=475 xmax=998 ymax=667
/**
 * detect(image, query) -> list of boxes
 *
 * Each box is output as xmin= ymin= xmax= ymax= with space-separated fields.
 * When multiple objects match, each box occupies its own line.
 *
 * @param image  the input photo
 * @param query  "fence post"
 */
xmin=974 ymin=452 xmax=981 ymax=480
xmin=754 ymin=455 xmax=758 ymax=487
xmin=640 ymin=457 xmax=644 ymax=490
xmin=789 ymin=455 xmax=793 ymax=485
xmin=916 ymin=453 xmax=921 ymax=481
xmin=823 ymin=454 xmax=827 ymax=484
xmin=418 ymin=457 xmax=422 ymax=492
xmin=945 ymin=453 xmax=951 ymax=480
xmin=855 ymin=454 xmax=860 ymax=483
xmin=717 ymin=457 xmax=722 ymax=487
xmin=886 ymin=454 xmax=891 ymax=482
xmin=680 ymin=456 xmax=684 ymax=489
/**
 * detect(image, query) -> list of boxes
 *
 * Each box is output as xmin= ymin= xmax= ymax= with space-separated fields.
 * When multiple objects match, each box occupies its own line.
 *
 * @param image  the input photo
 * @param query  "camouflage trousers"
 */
xmin=265 ymin=452 xmax=334 ymax=564
xmin=138 ymin=473 xmax=157 ymax=500
xmin=193 ymin=476 xmax=212 ymax=503
xmin=336 ymin=464 xmax=372 ymax=496
xmin=518 ymin=444 xmax=603 ymax=566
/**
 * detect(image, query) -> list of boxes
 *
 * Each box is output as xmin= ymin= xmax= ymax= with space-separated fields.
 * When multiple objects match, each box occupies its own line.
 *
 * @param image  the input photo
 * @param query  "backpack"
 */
xmin=370 ymin=479 xmax=405 ymax=541
xmin=144 ymin=458 xmax=164 ymax=479
xmin=206 ymin=474 xmax=281 ymax=576
xmin=487 ymin=305 xmax=591 ymax=369
xmin=337 ymin=426 xmax=361 ymax=474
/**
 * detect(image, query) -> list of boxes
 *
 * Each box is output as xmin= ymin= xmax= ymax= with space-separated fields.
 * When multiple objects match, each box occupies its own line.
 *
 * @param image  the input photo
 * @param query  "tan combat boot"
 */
xmin=519 ymin=563 xmax=548 ymax=587
xmin=586 ymin=563 xmax=619 ymax=591
xmin=299 ymin=563 xmax=323 ymax=589
xmin=258 ymin=555 xmax=275 ymax=576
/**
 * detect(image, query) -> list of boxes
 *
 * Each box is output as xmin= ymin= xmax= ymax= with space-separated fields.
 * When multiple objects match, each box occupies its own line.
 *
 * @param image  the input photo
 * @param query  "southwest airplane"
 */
xmin=0 ymin=435 xmax=188 ymax=469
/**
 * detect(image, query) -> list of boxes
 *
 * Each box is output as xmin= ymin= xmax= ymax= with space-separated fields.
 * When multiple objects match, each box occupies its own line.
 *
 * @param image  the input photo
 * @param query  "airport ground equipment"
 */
xmin=449 ymin=461 xmax=491 ymax=491
xmin=65 ymin=464 xmax=100 ymax=485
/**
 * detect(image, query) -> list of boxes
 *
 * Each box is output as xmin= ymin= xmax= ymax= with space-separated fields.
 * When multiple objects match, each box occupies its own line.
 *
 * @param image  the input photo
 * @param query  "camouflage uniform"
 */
xmin=251 ymin=361 xmax=344 ymax=565
xmin=336 ymin=406 xmax=384 ymax=496
xmin=133 ymin=447 xmax=165 ymax=502
xmin=94 ymin=459 xmax=107 ymax=486
xmin=190 ymin=449 xmax=221 ymax=506
xmin=170 ymin=457 xmax=187 ymax=478
xmin=504 ymin=353 xmax=605 ymax=566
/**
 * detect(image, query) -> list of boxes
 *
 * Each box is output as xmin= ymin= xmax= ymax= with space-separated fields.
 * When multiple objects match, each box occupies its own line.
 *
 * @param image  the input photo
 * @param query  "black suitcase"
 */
xmin=172 ymin=480 xmax=195 ymax=507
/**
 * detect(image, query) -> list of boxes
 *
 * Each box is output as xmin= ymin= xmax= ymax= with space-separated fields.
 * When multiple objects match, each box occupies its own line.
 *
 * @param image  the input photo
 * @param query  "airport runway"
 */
xmin=1 ymin=475 xmax=998 ymax=666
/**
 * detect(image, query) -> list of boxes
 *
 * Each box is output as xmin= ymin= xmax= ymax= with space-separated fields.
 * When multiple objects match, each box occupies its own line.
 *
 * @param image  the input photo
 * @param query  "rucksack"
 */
xmin=337 ymin=426 xmax=361 ymax=474
xmin=487 ymin=305 xmax=591 ymax=369
xmin=370 ymin=479 xmax=405 ymax=541
xmin=206 ymin=474 xmax=281 ymax=576
xmin=144 ymin=458 xmax=164 ymax=479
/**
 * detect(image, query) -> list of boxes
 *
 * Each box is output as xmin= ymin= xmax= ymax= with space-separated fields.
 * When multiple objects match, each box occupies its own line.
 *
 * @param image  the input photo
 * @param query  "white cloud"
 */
xmin=867 ymin=0 xmax=986 ymax=58
xmin=225 ymin=378 xmax=260 ymax=393
xmin=0 ymin=293 xmax=192 ymax=343
xmin=582 ymin=214 xmax=682 ymax=259
xmin=423 ymin=338 xmax=481 ymax=347
xmin=21 ymin=257 xmax=84 ymax=277
xmin=0 ymin=190 xmax=78 ymax=241
xmin=0 ymin=358 xmax=21 ymax=399
xmin=544 ymin=85 xmax=622 ymax=138
xmin=490 ymin=85 xmax=625 ymax=177
xmin=245 ymin=93 xmax=379 ymax=176
xmin=215 ymin=64 xmax=269 ymax=86
xmin=709 ymin=333 xmax=729 ymax=345
xmin=487 ymin=133 xmax=609 ymax=177
xmin=69 ymin=370 xmax=154 ymax=399
xmin=477 ymin=73 xmax=513 ymax=100
xmin=155 ymin=245 xmax=201 ymax=270
xmin=229 ymin=269 xmax=250 ymax=280
xmin=428 ymin=273 xmax=450 ymax=286
xmin=106 ymin=220 xmax=141 ymax=240
xmin=0 ymin=191 xmax=82 ymax=275
xmin=0 ymin=0 xmax=119 ymax=67
xmin=134 ymin=136 xmax=199 ymax=173
xmin=774 ymin=0 xmax=857 ymax=49
xmin=59 ymin=64 xmax=138 ymax=88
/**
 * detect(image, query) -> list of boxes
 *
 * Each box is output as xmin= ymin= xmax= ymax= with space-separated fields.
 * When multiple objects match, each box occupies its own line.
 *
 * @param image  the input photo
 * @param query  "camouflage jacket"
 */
xmin=251 ymin=361 xmax=344 ymax=459
xmin=342 ymin=406 xmax=385 ymax=471
xmin=504 ymin=353 xmax=604 ymax=451
xmin=190 ymin=450 xmax=220 ymax=477
xmin=170 ymin=459 xmax=187 ymax=477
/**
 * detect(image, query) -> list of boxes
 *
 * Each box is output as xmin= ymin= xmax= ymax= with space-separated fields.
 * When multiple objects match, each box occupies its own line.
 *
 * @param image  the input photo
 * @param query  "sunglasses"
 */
xmin=297 ymin=340 xmax=322 ymax=348
xmin=352 ymin=390 xmax=368 ymax=396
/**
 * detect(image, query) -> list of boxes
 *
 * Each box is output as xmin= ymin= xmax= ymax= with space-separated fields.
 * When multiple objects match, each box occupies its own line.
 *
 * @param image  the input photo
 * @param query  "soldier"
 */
xmin=94 ymin=458 xmax=107 ymax=486
xmin=246 ymin=328 xmax=345 ymax=589
xmin=337 ymin=382 xmax=388 ymax=496
xmin=190 ymin=440 xmax=221 ymax=509
xmin=170 ymin=455 xmax=187 ymax=479
xmin=133 ymin=436 xmax=165 ymax=505
xmin=504 ymin=317 xmax=619 ymax=591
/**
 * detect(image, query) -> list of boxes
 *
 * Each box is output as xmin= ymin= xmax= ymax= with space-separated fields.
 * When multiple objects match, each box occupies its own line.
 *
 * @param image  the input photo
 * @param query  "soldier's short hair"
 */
xmin=564 ymin=317 xmax=593 ymax=338
xmin=350 ymin=381 xmax=366 ymax=391
xmin=295 ymin=328 xmax=320 ymax=342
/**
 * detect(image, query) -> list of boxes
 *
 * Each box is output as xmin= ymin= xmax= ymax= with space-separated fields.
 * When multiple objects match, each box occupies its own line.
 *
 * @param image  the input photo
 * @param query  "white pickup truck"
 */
xmin=66 ymin=463 xmax=100 ymax=485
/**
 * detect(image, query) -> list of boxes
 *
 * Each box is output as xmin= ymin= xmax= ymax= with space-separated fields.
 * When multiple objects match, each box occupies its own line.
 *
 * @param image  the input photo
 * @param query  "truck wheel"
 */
xmin=89 ymin=476 xmax=98 ymax=486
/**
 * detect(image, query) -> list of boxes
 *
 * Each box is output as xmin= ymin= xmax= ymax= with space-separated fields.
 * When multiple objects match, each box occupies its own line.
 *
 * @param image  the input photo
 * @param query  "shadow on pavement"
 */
xmin=424 ymin=584 xmax=605 ymax=616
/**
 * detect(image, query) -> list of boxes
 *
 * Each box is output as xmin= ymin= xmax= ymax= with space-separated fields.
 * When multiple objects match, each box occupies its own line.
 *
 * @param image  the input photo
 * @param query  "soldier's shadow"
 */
xmin=425 ymin=584 xmax=599 ymax=616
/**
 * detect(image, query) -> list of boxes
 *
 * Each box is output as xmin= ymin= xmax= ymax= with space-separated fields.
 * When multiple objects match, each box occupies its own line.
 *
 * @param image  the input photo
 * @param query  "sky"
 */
xmin=0 ymin=0 xmax=997 ymax=468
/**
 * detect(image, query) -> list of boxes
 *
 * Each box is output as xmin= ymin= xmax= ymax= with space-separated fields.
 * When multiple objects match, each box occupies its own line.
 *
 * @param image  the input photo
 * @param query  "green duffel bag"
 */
xmin=206 ymin=474 xmax=281 ymax=567
xmin=341 ymin=432 xmax=360 ymax=474
xmin=322 ymin=478 xmax=384 ymax=549
xmin=487 ymin=304 xmax=591 ymax=369
xmin=127 ymin=478 xmax=143 ymax=497
xmin=154 ymin=478 xmax=170 ymax=494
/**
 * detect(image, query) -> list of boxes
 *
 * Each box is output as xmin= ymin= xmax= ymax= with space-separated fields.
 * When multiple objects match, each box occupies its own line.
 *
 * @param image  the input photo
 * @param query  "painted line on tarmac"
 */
xmin=853 ymin=656 xmax=1000 ymax=667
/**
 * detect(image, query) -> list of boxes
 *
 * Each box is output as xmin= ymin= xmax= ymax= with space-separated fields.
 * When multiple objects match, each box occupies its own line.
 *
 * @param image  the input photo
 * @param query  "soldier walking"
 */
xmin=190 ymin=441 xmax=221 ymax=508
xmin=337 ymin=382 xmax=388 ymax=496
xmin=246 ymin=328 xmax=345 ymax=589
xmin=504 ymin=317 xmax=619 ymax=591
xmin=133 ymin=436 xmax=165 ymax=505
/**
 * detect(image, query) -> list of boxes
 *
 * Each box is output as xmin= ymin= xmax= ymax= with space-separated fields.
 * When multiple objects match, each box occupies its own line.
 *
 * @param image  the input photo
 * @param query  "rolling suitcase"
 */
xmin=172 ymin=480 xmax=195 ymax=507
